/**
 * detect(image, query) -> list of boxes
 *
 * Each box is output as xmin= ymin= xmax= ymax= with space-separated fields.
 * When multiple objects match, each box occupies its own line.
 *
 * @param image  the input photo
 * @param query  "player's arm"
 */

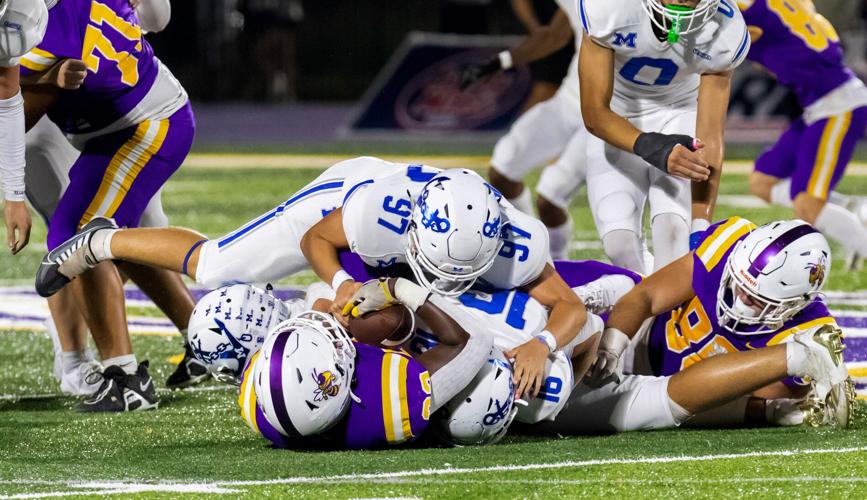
xmin=691 ymin=70 xmax=733 ymax=229
xmin=299 ymin=208 xmax=361 ymax=322
xmin=587 ymin=253 xmax=697 ymax=384
xmin=579 ymin=33 xmax=709 ymax=182
xmin=508 ymin=263 xmax=586 ymax=399
xmin=0 ymin=65 xmax=29 ymax=255
xmin=511 ymin=0 xmax=542 ymax=33
xmin=460 ymin=9 xmax=571 ymax=89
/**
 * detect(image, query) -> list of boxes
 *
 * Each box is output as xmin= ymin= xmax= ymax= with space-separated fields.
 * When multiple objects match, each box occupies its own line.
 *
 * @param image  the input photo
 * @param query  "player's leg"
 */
xmin=648 ymin=110 xmax=693 ymax=270
xmin=24 ymin=117 xmax=102 ymax=395
xmin=489 ymin=90 xmax=579 ymax=214
xmin=789 ymin=108 xmax=867 ymax=266
xmin=749 ymin=118 xmax=802 ymax=204
xmin=586 ymin=135 xmax=649 ymax=274
xmin=535 ymin=128 xmax=587 ymax=259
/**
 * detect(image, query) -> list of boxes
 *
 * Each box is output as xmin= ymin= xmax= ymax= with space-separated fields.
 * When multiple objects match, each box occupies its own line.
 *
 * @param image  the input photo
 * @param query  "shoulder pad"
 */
xmin=0 ymin=0 xmax=48 ymax=67
xmin=694 ymin=216 xmax=756 ymax=271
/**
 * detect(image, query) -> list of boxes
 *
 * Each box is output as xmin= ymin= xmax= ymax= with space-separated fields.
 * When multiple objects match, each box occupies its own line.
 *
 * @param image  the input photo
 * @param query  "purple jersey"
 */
xmin=240 ymin=343 xmax=431 ymax=450
xmin=19 ymin=0 xmax=162 ymax=134
xmin=740 ymin=0 xmax=852 ymax=107
xmin=646 ymin=216 xmax=837 ymax=380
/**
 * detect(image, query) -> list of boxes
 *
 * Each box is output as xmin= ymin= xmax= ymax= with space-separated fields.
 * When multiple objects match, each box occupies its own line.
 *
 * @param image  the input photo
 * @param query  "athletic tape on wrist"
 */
xmin=535 ymin=330 xmax=557 ymax=353
xmin=394 ymin=278 xmax=430 ymax=312
xmin=331 ymin=270 xmax=352 ymax=290
xmin=498 ymin=50 xmax=513 ymax=70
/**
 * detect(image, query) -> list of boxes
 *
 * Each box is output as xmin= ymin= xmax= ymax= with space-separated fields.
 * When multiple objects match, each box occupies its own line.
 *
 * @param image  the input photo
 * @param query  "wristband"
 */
xmin=330 ymin=270 xmax=352 ymax=290
xmin=633 ymin=132 xmax=695 ymax=173
xmin=498 ymin=50 xmax=513 ymax=70
xmin=535 ymin=330 xmax=557 ymax=353
xmin=394 ymin=277 xmax=431 ymax=312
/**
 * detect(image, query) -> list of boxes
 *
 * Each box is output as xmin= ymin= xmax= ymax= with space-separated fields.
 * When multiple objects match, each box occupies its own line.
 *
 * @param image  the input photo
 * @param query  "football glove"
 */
xmin=585 ymin=327 xmax=631 ymax=387
xmin=459 ymin=57 xmax=502 ymax=90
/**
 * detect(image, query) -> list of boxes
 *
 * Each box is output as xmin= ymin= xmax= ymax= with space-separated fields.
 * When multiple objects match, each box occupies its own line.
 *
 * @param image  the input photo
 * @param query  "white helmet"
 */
xmin=187 ymin=285 xmax=290 ymax=384
xmin=717 ymin=220 xmax=830 ymax=335
xmin=642 ymin=0 xmax=721 ymax=42
xmin=252 ymin=311 xmax=356 ymax=437
xmin=0 ymin=1 xmax=7 ymax=19
xmin=406 ymin=169 xmax=504 ymax=297
xmin=433 ymin=351 xmax=518 ymax=445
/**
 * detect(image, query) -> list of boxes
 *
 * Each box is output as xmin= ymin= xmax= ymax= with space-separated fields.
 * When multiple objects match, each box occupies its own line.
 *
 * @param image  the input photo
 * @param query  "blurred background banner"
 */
xmin=148 ymin=0 xmax=867 ymax=148
xmin=344 ymin=32 xmax=531 ymax=139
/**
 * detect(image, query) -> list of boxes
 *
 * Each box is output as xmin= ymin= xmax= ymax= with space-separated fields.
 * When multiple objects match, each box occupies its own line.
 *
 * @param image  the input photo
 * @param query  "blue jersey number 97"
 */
xmin=377 ymin=196 xmax=412 ymax=234
xmin=458 ymin=290 xmax=529 ymax=330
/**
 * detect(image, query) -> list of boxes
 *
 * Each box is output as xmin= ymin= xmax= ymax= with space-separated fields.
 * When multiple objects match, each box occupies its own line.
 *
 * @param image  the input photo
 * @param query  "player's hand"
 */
xmin=667 ymin=140 xmax=709 ymax=181
xmin=459 ymin=58 xmax=501 ymax=90
xmin=4 ymin=201 xmax=31 ymax=255
xmin=505 ymin=339 xmax=549 ymax=400
xmin=343 ymin=278 xmax=398 ymax=318
xmin=585 ymin=327 xmax=630 ymax=387
xmin=56 ymin=59 xmax=88 ymax=90
xmin=128 ymin=0 xmax=142 ymax=8
xmin=331 ymin=279 xmax=362 ymax=327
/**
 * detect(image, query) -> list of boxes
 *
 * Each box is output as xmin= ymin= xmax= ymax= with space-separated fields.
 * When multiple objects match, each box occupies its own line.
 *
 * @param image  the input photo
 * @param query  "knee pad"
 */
xmin=602 ymin=229 xmax=644 ymax=273
xmin=596 ymin=191 xmax=638 ymax=227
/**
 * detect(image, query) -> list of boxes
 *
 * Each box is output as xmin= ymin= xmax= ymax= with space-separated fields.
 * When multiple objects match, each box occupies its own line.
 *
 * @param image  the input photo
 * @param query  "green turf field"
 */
xmin=2 ymin=159 xmax=867 ymax=498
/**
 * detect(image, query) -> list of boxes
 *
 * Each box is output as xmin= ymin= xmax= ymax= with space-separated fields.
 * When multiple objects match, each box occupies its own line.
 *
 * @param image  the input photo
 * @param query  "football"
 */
xmin=347 ymin=304 xmax=415 ymax=347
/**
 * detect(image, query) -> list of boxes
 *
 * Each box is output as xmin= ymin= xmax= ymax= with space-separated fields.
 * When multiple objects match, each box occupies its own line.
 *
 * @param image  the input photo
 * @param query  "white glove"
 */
xmin=344 ymin=278 xmax=397 ymax=317
xmin=585 ymin=327 xmax=630 ymax=387
xmin=344 ymin=277 xmax=431 ymax=317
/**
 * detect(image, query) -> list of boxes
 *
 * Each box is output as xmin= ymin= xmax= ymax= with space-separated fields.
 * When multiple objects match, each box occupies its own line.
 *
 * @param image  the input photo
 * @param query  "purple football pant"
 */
xmin=46 ymin=103 xmax=195 ymax=250
xmin=755 ymin=106 xmax=867 ymax=201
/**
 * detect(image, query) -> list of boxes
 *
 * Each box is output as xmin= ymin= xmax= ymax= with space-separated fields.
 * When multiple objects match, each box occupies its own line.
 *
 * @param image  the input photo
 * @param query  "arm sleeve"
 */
xmin=0 ymin=91 xmax=26 ymax=201
xmin=136 ymin=0 xmax=172 ymax=33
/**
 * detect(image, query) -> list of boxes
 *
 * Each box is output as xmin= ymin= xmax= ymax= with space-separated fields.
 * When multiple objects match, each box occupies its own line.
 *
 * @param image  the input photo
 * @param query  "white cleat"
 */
xmin=792 ymin=325 xmax=854 ymax=427
xmin=572 ymin=275 xmax=636 ymax=315
xmin=60 ymin=360 xmax=104 ymax=397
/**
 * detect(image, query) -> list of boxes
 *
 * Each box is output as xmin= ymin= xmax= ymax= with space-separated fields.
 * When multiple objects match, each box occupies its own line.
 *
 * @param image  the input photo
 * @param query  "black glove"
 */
xmin=633 ymin=132 xmax=696 ymax=173
xmin=459 ymin=57 xmax=503 ymax=91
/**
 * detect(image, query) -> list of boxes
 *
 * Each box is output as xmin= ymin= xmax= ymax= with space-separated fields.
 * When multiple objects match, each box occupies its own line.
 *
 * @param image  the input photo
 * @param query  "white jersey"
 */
xmin=578 ymin=0 xmax=749 ymax=116
xmin=0 ymin=0 xmax=48 ymax=67
xmin=342 ymin=167 xmax=550 ymax=289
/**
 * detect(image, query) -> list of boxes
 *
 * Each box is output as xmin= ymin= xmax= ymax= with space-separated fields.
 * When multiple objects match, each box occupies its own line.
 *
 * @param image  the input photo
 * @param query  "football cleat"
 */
xmin=36 ymin=217 xmax=118 ymax=297
xmin=792 ymin=325 xmax=854 ymax=427
xmin=165 ymin=343 xmax=211 ymax=390
xmin=77 ymin=361 xmax=158 ymax=413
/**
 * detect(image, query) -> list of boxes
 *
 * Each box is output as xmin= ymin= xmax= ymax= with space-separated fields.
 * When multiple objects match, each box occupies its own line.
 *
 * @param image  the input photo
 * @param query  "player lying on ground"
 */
xmin=585 ymin=217 xmax=855 ymax=429
xmin=741 ymin=0 xmax=867 ymax=270
xmin=239 ymin=284 xmax=498 ymax=450
xmin=36 ymin=157 xmax=588 ymax=400
xmin=578 ymin=0 xmax=750 ymax=273
xmin=20 ymin=0 xmax=195 ymax=412
xmin=460 ymin=1 xmax=584 ymax=259
xmin=17 ymin=0 xmax=206 ymax=398
xmin=391 ymin=258 xmax=851 ymax=442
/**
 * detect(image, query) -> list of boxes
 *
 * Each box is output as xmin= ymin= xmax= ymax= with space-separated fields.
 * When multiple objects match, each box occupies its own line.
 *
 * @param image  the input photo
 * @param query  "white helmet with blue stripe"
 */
xmin=433 ymin=350 xmax=519 ymax=445
xmin=406 ymin=169 xmax=504 ymax=297
xmin=187 ymin=285 xmax=290 ymax=384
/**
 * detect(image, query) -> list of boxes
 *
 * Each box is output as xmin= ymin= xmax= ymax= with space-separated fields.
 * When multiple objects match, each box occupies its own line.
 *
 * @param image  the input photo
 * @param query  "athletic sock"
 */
xmin=60 ymin=350 xmax=91 ymax=374
xmin=769 ymin=180 xmax=794 ymax=208
xmin=89 ymin=228 xmax=117 ymax=261
xmin=814 ymin=202 xmax=867 ymax=256
xmin=547 ymin=217 xmax=573 ymax=260
xmin=104 ymin=354 xmax=138 ymax=375
xmin=508 ymin=188 xmax=534 ymax=215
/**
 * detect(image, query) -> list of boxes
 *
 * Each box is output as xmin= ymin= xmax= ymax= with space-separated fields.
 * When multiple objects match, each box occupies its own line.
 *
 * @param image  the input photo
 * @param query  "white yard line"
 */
xmin=0 ymin=385 xmax=233 ymax=402
xmin=3 ymin=446 xmax=866 ymax=494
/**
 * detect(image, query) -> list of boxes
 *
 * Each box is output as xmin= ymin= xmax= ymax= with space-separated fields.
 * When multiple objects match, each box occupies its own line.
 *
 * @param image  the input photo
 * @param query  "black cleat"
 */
xmin=36 ymin=217 xmax=118 ymax=297
xmin=77 ymin=361 xmax=158 ymax=413
xmin=165 ymin=343 xmax=211 ymax=390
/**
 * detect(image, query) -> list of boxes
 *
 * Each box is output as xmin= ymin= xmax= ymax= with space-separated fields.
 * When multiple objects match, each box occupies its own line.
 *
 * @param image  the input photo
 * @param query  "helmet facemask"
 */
xmin=716 ymin=260 xmax=812 ymax=335
xmin=642 ymin=0 xmax=721 ymax=43
xmin=405 ymin=221 xmax=502 ymax=297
